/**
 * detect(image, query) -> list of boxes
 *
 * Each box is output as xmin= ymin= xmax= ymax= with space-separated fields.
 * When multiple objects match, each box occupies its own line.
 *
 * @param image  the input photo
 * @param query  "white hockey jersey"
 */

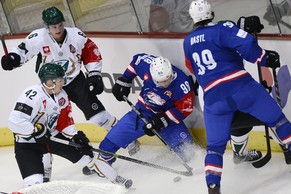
xmin=11 ymin=27 xmax=102 ymax=85
xmin=8 ymin=84 xmax=77 ymax=143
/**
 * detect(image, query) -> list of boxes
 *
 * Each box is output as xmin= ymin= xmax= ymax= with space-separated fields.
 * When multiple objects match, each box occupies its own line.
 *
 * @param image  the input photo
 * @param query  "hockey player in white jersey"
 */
xmin=1 ymin=6 xmax=118 ymax=179
xmin=8 ymin=63 xmax=132 ymax=188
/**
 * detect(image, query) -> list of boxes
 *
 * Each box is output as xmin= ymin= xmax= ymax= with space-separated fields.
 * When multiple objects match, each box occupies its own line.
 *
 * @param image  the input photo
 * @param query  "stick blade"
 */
xmin=252 ymin=151 xmax=271 ymax=168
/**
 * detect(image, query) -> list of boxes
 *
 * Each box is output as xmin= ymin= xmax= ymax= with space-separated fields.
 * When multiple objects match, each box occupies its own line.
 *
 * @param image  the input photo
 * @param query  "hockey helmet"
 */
xmin=150 ymin=57 xmax=173 ymax=87
xmin=38 ymin=63 xmax=65 ymax=83
xmin=189 ymin=0 xmax=213 ymax=24
xmin=42 ymin=6 xmax=65 ymax=25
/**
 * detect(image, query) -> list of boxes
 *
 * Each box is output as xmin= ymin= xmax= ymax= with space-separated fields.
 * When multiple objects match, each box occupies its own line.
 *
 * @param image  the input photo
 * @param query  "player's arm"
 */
xmin=8 ymin=88 xmax=49 ymax=143
xmin=56 ymin=95 xmax=93 ymax=157
xmin=143 ymin=78 xmax=194 ymax=136
xmin=81 ymin=33 xmax=104 ymax=95
xmin=112 ymin=54 xmax=144 ymax=101
xmin=236 ymin=16 xmax=280 ymax=69
xmin=1 ymin=30 xmax=41 ymax=71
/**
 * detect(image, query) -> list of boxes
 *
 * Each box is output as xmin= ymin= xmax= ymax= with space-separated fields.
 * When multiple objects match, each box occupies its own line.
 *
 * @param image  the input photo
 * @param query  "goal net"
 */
xmin=17 ymin=180 xmax=129 ymax=194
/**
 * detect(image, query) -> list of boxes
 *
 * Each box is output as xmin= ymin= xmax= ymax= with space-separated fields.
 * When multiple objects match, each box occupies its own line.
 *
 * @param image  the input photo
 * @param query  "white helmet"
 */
xmin=150 ymin=57 xmax=173 ymax=87
xmin=189 ymin=0 xmax=213 ymax=24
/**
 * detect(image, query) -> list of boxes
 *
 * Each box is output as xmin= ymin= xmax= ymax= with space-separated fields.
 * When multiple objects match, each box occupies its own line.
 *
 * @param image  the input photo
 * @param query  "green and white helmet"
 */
xmin=38 ymin=63 xmax=65 ymax=83
xmin=42 ymin=6 xmax=65 ymax=25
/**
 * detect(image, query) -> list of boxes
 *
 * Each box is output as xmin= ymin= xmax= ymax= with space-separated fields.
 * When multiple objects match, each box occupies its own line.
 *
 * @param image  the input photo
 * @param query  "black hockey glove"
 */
xmin=1 ymin=53 xmax=21 ymax=71
xmin=87 ymin=71 xmax=104 ymax=95
xmin=72 ymin=131 xmax=94 ymax=158
xmin=32 ymin=123 xmax=50 ymax=144
xmin=112 ymin=76 xmax=132 ymax=101
xmin=143 ymin=113 xmax=170 ymax=136
xmin=265 ymin=50 xmax=280 ymax=68
xmin=237 ymin=16 xmax=264 ymax=34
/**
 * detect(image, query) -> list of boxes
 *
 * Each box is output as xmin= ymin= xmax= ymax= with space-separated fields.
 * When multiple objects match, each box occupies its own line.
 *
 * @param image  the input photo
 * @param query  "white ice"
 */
xmin=0 ymin=144 xmax=291 ymax=194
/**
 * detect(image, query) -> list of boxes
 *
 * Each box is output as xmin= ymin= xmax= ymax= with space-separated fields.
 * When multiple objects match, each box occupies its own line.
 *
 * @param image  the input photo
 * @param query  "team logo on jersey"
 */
xmin=143 ymin=73 xmax=150 ymax=81
xmin=93 ymin=48 xmax=102 ymax=60
xmin=164 ymin=90 xmax=172 ymax=98
xmin=69 ymin=44 xmax=76 ymax=54
xmin=58 ymin=97 xmax=66 ymax=106
xmin=91 ymin=103 xmax=98 ymax=110
xmin=180 ymin=132 xmax=188 ymax=139
xmin=42 ymin=46 xmax=51 ymax=54
xmin=146 ymin=91 xmax=166 ymax=106
xmin=58 ymin=51 xmax=63 ymax=57
xmin=47 ymin=113 xmax=58 ymax=129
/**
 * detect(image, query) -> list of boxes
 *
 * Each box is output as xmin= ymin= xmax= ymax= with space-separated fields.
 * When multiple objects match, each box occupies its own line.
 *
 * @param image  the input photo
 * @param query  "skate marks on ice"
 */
xmin=1 ymin=144 xmax=291 ymax=194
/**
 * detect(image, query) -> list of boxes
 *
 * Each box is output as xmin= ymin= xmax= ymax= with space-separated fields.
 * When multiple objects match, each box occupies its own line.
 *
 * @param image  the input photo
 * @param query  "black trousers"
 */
xmin=63 ymin=72 xmax=105 ymax=120
xmin=15 ymin=133 xmax=85 ymax=179
xmin=231 ymin=111 xmax=265 ymax=136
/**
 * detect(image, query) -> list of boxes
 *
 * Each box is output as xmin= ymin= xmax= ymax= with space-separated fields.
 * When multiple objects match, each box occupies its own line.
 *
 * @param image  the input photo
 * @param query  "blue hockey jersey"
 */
xmin=122 ymin=53 xmax=194 ymax=124
xmin=183 ymin=21 xmax=267 ymax=104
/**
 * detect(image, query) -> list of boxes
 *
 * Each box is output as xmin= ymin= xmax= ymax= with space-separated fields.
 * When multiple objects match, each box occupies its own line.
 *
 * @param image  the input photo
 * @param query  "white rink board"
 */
xmin=1 ymin=36 xmax=291 ymax=131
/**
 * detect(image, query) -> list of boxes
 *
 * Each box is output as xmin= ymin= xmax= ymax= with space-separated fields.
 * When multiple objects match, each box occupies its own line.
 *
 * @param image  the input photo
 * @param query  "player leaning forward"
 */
xmin=1 ymin=6 xmax=118 ymax=180
xmin=184 ymin=0 xmax=291 ymax=194
xmin=8 ymin=63 xmax=132 ymax=188
xmin=98 ymin=54 xmax=195 ymax=165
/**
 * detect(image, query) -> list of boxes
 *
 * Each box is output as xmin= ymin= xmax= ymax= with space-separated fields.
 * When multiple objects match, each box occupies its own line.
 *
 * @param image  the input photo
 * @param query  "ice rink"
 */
xmin=1 ymin=143 xmax=291 ymax=194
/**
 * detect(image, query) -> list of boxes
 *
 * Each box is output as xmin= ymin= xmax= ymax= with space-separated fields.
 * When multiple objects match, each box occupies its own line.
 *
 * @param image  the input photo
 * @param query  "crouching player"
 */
xmin=98 ymin=53 xmax=196 ymax=166
xmin=8 ymin=63 xmax=132 ymax=188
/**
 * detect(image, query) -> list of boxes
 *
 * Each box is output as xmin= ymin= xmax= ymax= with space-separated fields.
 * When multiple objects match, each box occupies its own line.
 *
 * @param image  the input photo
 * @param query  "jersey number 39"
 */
xmin=192 ymin=49 xmax=217 ymax=75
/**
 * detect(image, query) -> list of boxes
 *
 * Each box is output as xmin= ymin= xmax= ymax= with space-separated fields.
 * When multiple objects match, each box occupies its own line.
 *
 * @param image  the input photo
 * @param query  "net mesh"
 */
xmin=17 ymin=180 xmax=128 ymax=194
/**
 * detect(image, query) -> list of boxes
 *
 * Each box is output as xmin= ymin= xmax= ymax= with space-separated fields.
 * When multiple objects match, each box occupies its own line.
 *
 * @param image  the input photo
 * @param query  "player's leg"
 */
xmin=49 ymin=133 xmax=133 ymax=188
xmin=63 ymin=72 xmax=117 ymax=131
xmin=235 ymin=81 xmax=291 ymax=157
xmin=230 ymin=126 xmax=262 ymax=164
xmin=99 ymin=110 xmax=145 ymax=161
xmin=159 ymin=122 xmax=195 ymax=162
xmin=14 ymin=143 xmax=47 ymax=187
xmin=203 ymin=100 xmax=234 ymax=194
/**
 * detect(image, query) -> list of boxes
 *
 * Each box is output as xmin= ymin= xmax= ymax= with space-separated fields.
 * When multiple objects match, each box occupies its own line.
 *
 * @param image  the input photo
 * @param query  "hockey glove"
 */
xmin=143 ymin=113 xmax=170 ymax=136
xmin=112 ymin=77 xmax=132 ymax=101
xmin=87 ymin=71 xmax=104 ymax=95
xmin=1 ymin=53 xmax=21 ymax=71
xmin=237 ymin=16 xmax=264 ymax=34
xmin=72 ymin=131 xmax=94 ymax=158
xmin=32 ymin=123 xmax=50 ymax=144
xmin=265 ymin=50 xmax=280 ymax=68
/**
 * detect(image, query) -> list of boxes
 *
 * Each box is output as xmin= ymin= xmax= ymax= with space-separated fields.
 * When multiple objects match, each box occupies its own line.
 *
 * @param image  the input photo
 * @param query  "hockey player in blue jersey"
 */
xmin=184 ymin=1 xmax=291 ymax=194
xmin=98 ymin=53 xmax=195 ymax=165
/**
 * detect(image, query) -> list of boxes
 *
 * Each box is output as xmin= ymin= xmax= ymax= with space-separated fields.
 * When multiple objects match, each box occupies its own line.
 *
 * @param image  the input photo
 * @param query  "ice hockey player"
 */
xmin=184 ymin=1 xmax=291 ymax=194
xmin=1 ymin=6 xmax=117 ymax=180
xmin=96 ymin=54 xmax=195 ymax=166
xmin=8 ymin=63 xmax=132 ymax=189
xmin=235 ymin=15 xmax=291 ymax=164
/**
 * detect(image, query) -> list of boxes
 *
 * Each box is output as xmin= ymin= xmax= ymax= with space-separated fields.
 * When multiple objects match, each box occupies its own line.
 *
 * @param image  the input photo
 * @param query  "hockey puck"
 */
xmin=173 ymin=176 xmax=181 ymax=182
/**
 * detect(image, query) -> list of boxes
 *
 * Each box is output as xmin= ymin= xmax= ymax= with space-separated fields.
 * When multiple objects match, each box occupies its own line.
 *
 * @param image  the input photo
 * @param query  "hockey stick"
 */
xmin=0 ymin=32 xmax=9 ymax=57
xmin=50 ymin=136 xmax=192 ymax=176
xmin=122 ymin=95 xmax=193 ymax=174
xmin=251 ymin=33 xmax=272 ymax=168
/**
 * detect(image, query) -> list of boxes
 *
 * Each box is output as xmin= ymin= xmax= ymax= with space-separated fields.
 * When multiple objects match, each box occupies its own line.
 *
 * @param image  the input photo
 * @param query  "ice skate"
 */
xmin=233 ymin=149 xmax=262 ymax=164
xmin=208 ymin=184 xmax=221 ymax=194
xmin=113 ymin=175 xmax=133 ymax=189
xmin=280 ymin=144 xmax=291 ymax=164
xmin=82 ymin=166 xmax=105 ymax=178
xmin=127 ymin=140 xmax=141 ymax=156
